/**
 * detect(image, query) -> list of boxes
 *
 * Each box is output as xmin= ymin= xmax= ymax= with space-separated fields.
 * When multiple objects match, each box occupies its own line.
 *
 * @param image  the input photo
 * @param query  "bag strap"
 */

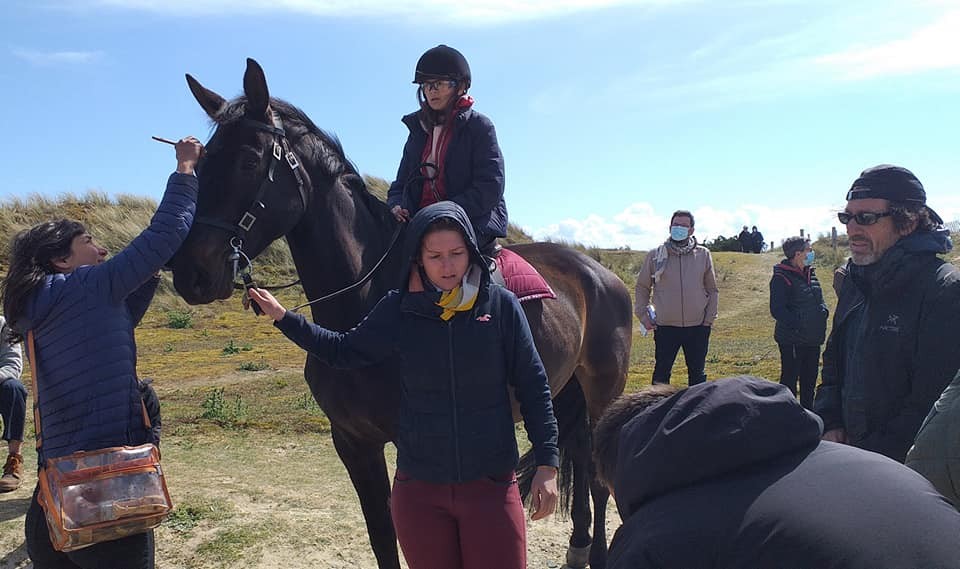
xmin=26 ymin=331 xmax=43 ymax=453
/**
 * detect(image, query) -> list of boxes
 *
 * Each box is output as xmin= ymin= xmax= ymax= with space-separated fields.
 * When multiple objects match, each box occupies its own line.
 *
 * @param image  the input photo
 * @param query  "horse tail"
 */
xmin=517 ymin=377 xmax=588 ymax=518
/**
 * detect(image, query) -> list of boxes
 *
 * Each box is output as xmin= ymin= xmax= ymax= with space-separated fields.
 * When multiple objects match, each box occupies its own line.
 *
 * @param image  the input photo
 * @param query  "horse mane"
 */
xmin=210 ymin=97 xmax=394 ymax=228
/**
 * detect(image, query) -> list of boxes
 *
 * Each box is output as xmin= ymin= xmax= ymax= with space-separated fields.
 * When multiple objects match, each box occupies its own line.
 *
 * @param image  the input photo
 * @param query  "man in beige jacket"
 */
xmin=635 ymin=210 xmax=719 ymax=385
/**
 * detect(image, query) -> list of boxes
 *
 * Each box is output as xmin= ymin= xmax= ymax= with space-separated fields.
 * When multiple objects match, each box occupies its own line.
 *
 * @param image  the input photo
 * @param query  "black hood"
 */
xmin=614 ymin=376 xmax=823 ymax=519
xmin=399 ymin=201 xmax=485 ymax=292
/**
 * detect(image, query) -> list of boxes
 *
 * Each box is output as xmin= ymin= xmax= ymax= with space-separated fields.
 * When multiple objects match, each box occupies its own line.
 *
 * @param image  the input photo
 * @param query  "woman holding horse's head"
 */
xmin=1 ymin=136 xmax=202 ymax=569
xmin=249 ymin=201 xmax=559 ymax=569
xmin=387 ymin=45 xmax=507 ymax=258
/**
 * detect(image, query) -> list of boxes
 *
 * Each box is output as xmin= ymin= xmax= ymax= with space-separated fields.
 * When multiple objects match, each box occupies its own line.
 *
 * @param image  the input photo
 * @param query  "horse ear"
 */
xmin=243 ymin=58 xmax=270 ymax=118
xmin=186 ymin=74 xmax=226 ymax=120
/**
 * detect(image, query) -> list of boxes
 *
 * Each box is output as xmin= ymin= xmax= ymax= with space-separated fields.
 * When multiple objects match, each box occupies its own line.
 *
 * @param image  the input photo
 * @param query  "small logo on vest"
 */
xmin=476 ymin=314 xmax=492 ymax=322
xmin=879 ymin=313 xmax=901 ymax=333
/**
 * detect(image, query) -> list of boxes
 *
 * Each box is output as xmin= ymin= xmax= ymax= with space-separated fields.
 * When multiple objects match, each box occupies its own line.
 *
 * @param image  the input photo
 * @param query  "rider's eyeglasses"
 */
xmin=837 ymin=211 xmax=893 ymax=226
xmin=420 ymin=80 xmax=457 ymax=92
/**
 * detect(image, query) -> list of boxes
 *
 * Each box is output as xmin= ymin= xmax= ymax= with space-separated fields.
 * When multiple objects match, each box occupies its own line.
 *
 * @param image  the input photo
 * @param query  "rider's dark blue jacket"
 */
xmin=275 ymin=202 xmax=558 ymax=483
xmin=17 ymin=173 xmax=197 ymax=462
xmin=386 ymin=108 xmax=507 ymax=247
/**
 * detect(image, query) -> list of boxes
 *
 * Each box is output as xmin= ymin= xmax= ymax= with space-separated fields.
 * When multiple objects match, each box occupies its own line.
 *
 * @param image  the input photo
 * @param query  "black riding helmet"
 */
xmin=413 ymin=45 xmax=471 ymax=90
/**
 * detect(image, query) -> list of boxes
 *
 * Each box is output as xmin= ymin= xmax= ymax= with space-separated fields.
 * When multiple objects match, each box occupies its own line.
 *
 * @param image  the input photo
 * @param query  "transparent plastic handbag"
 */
xmin=37 ymin=444 xmax=172 ymax=552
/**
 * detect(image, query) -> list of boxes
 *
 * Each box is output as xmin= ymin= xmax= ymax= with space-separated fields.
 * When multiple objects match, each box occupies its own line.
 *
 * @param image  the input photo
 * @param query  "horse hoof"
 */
xmin=562 ymin=544 xmax=591 ymax=569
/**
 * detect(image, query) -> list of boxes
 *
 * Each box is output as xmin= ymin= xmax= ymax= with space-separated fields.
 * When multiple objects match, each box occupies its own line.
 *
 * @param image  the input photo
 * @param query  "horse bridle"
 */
xmin=191 ymin=107 xmax=408 ymax=314
xmin=193 ymin=108 xmax=309 ymax=287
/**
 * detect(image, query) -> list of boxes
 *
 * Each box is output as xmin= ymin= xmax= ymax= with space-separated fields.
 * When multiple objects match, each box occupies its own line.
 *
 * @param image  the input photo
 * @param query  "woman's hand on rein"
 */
xmin=391 ymin=205 xmax=410 ymax=222
xmin=530 ymin=465 xmax=559 ymax=521
xmin=247 ymin=288 xmax=287 ymax=322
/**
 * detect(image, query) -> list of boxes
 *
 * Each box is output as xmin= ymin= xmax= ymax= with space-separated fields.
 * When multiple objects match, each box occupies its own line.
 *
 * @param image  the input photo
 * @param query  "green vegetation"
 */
xmin=200 ymin=387 xmax=248 ymax=427
xmin=165 ymin=495 xmax=235 ymax=533
xmin=167 ymin=309 xmax=195 ymax=329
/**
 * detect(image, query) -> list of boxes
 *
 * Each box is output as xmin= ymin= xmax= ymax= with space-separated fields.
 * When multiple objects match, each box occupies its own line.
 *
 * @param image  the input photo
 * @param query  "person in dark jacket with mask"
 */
xmin=1 ymin=136 xmax=201 ymax=569
xmin=814 ymin=165 xmax=960 ymax=462
xmin=248 ymin=201 xmax=558 ymax=569
xmin=769 ymin=236 xmax=828 ymax=409
xmin=592 ymin=376 xmax=960 ymax=569
xmin=386 ymin=45 xmax=507 ymax=255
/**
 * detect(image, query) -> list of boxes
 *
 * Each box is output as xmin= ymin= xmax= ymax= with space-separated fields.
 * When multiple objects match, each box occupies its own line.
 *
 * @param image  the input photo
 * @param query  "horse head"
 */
xmin=169 ymin=58 xmax=313 ymax=304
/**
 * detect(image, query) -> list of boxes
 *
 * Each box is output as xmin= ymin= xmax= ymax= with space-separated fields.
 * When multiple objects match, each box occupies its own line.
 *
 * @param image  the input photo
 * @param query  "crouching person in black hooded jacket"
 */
xmin=593 ymin=376 xmax=960 ymax=569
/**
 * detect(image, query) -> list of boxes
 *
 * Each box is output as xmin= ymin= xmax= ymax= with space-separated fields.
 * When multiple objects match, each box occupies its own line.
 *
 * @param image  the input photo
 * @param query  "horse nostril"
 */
xmin=192 ymin=270 xmax=211 ymax=297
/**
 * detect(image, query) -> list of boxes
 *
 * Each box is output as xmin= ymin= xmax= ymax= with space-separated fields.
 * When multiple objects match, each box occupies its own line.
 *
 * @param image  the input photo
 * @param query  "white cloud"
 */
xmin=532 ymin=201 xmax=844 ymax=250
xmin=532 ymin=5 xmax=960 ymax=116
xmin=815 ymin=10 xmax=960 ymax=79
xmin=87 ymin=0 xmax=690 ymax=23
xmin=12 ymin=49 xmax=103 ymax=65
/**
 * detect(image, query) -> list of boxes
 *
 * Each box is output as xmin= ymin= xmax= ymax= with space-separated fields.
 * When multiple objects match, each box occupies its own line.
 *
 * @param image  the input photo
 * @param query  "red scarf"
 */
xmin=418 ymin=95 xmax=474 ymax=209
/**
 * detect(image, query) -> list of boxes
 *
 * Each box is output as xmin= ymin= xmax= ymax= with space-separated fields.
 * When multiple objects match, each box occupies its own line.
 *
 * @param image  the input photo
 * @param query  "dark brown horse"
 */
xmin=168 ymin=59 xmax=632 ymax=569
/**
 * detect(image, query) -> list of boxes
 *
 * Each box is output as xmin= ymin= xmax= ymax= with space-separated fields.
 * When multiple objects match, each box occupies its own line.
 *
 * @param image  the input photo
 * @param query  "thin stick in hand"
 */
xmin=151 ymin=136 xmax=178 ymax=146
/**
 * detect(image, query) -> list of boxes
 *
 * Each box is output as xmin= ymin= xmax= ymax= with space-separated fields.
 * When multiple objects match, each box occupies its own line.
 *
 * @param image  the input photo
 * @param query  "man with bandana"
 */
xmin=814 ymin=165 xmax=960 ymax=462
xmin=634 ymin=210 xmax=719 ymax=386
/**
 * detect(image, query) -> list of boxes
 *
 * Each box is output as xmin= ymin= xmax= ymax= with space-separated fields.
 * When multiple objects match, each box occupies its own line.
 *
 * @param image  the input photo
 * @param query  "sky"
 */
xmin=1 ymin=0 xmax=958 ymax=250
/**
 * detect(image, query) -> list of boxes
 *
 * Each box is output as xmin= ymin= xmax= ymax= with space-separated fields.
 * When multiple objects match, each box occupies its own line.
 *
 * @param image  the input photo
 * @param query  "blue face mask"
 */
xmin=804 ymin=250 xmax=815 ymax=266
xmin=670 ymin=226 xmax=690 ymax=241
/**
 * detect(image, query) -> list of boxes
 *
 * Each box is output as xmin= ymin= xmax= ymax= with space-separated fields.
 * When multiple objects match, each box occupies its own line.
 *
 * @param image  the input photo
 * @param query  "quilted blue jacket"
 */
xmin=18 ymin=173 xmax=197 ymax=462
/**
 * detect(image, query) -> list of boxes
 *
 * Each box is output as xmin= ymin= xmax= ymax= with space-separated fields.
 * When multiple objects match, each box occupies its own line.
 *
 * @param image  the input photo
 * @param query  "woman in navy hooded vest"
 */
xmin=387 ymin=45 xmax=507 ymax=256
xmin=248 ymin=201 xmax=558 ymax=569
xmin=1 ymin=137 xmax=201 ymax=569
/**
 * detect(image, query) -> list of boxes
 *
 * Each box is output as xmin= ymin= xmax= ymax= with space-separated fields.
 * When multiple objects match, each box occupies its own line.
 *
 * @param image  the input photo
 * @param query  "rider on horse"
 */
xmin=387 ymin=45 xmax=507 ymax=258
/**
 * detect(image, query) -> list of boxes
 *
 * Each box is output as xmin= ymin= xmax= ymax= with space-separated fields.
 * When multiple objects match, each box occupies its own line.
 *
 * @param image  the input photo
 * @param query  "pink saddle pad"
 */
xmin=495 ymin=248 xmax=557 ymax=302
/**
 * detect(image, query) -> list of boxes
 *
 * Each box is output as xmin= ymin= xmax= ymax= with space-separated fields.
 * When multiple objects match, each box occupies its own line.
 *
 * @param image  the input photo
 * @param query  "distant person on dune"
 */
xmin=738 ymin=226 xmax=751 ymax=253
xmin=751 ymin=226 xmax=764 ymax=253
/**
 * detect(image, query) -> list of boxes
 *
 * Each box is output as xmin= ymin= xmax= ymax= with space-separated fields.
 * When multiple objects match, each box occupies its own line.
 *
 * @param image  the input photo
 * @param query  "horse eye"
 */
xmin=240 ymin=156 xmax=260 ymax=171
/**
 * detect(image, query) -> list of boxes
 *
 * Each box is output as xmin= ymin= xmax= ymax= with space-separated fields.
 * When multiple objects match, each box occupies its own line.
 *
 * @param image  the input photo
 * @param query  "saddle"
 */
xmin=491 ymin=248 xmax=557 ymax=303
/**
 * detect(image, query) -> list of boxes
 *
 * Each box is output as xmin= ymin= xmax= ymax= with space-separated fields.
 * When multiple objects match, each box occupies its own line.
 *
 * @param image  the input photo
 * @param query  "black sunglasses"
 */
xmin=837 ymin=211 xmax=893 ymax=226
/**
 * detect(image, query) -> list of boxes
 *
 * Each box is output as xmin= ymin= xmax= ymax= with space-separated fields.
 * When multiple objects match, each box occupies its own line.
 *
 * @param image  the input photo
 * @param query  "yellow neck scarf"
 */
xmin=436 ymin=265 xmax=481 ymax=321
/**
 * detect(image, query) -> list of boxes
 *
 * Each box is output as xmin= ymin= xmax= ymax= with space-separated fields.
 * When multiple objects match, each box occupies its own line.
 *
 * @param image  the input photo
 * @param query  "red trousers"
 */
xmin=391 ymin=471 xmax=526 ymax=569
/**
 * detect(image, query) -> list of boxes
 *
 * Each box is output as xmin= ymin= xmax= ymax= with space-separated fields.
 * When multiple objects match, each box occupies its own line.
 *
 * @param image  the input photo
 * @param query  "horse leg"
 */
xmin=564 ymin=429 xmax=592 ymax=569
xmin=330 ymin=426 xmax=400 ymax=569
xmin=588 ymin=461 xmax=611 ymax=569
xmin=551 ymin=378 xmax=593 ymax=569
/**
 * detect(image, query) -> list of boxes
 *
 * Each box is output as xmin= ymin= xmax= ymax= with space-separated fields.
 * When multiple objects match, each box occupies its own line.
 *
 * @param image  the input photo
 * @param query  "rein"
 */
xmin=288 ymin=223 xmax=403 ymax=313
xmin=284 ymin=166 xmax=435 ymax=311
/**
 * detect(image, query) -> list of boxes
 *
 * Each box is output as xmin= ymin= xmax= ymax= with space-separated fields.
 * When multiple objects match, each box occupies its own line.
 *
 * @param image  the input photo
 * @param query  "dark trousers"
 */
xmin=25 ymin=487 xmax=155 ymax=569
xmin=0 ymin=379 xmax=27 ymax=441
xmin=391 ymin=471 xmax=525 ymax=569
xmin=653 ymin=325 xmax=711 ymax=386
xmin=777 ymin=343 xmax=820 ymax=410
